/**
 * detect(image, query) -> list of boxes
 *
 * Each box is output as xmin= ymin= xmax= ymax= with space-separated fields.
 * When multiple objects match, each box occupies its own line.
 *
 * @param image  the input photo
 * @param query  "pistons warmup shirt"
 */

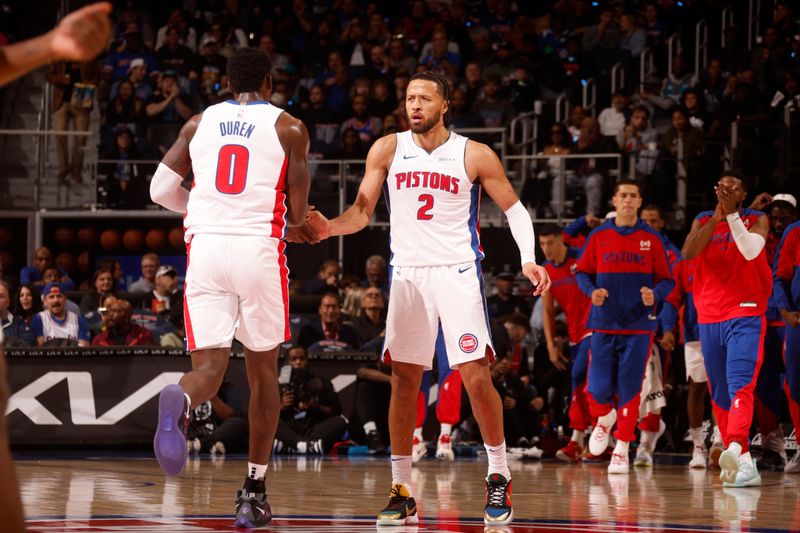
xmin=774 ymin=220 xmax=800 ymax=314
xmin=662 ymin=257 xmax=700 ymax=342
xmin=384 ymin=130 xmax=479 ymax=266
xmin=544 ymin=246 xmax=591 ymax=344
xmin=184 ymin=100 xmax=289 ymax=241
xmin=693 ymin=209 xmax=772 ymax=323
xmin=576 ymin=219 xmax=674 ymax=333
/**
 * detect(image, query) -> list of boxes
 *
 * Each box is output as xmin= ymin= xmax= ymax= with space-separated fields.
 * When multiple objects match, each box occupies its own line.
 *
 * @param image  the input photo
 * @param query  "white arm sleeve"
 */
xmin=504 ymin=201 xmax=536 ymax=265
xmin=727 ymin=212 xmax=765 ymax=261
xmin=150 ymin=163 xmax=189 ymax=214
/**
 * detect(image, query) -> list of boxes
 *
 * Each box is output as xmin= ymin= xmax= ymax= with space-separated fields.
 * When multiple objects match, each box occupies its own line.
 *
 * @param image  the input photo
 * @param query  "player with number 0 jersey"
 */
xmin=149 ymin=47 xmax=311 ymax=528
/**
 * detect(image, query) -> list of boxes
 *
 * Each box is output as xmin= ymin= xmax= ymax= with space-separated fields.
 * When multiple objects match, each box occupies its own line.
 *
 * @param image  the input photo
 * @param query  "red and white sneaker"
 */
xmin=411 ymin=435 xmax=427 ymax=463
xmin=435 ymin=433 xmax=455 ymax=460
xmin=584 ymin=446 xmax=614 ymax=463
xmin=589 ymin=410 xmax=617 ymax=456
xmin=608 ymin=451 xmax=630 ymax=474
xmin=556 ymin=440 xmax=583 ymax=464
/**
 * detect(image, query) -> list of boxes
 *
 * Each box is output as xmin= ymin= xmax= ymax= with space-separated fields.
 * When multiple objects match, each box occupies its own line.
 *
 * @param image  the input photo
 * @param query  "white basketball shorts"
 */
xmin=184 ymin=233 xmax=290 ymax=352
xmin=383 ymin=260 xmax=494 ymax=370
xmin=684 ymin=340 xmax=708 ymax=383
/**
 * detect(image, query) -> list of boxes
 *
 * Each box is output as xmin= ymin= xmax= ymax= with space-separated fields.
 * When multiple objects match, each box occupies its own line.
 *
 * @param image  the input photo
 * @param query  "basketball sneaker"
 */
xmin=556 ymin=440 xmax=583 ymax=464
xmin=718 ymin=446 xmax=741 ymax=484
xmin=376 ymin=483 xmax=418 ymax=526
xmin=633 ymin=447 xmax=653 ymax=467
xmin=584 ymin=446 xmax=614 ymax=462
xmin=367 ymin=430 xmax=388 ymax=456
xmin=785 ymin=451 xmax=800 ymax=473
xmin=153 ymin=384 xmax=189 ymax=476
xmin=435 ymin=433 xmax=455 ymax=461
xmin=689 ymin=446 xmax=708 ymax=469
xmin=589 ymin=410 xmax=617 ymax=456
xmin=723 ymin=457 xmax=761 ymax=488
xmin=234 ymin=478 xmax=272 ymax=528
xmin=411 ymin=435 xmax=427 ymax=463
xmin=484 ymin=473 xmax=513 ymax=525
xmin=757 ymin=448 xmax=787 ymax=471
xmin=608 ymin=451 xmax=630 ymax=474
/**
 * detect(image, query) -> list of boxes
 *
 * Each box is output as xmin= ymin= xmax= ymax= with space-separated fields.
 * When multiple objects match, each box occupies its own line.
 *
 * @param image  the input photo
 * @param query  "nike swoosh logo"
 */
xmin=403 ymin=154 xmax=418 ymax=159
xmin=458 ymin=266 xmax=472 ymax=273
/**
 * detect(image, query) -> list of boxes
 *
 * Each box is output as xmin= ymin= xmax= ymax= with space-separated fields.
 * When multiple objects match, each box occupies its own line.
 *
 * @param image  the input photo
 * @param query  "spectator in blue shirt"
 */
xmin=20 ymin=246 xmax=74 ymax=290
xmin=31 ymin=283 xmax=91 ymax=347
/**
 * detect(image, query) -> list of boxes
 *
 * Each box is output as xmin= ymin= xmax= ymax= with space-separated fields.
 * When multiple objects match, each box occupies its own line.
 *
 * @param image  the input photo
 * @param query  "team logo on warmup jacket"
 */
xmin=459 ymin=333 xmax=479 ymax=353
xmin=640 ymin=240 xmax=651 ymax=251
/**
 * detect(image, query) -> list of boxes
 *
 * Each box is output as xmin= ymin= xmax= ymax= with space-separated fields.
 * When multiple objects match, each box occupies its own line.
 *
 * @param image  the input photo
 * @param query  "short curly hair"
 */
xmin=227 ymin=47 xmax=272 ymax=94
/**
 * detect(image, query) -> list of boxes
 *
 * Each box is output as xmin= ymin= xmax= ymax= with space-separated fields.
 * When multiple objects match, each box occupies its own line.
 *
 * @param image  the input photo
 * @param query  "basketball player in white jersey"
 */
xmin=149 ymin=47 xmax=311 ymax=528
xmin=299 ymin=71 xmax=550 ymax=526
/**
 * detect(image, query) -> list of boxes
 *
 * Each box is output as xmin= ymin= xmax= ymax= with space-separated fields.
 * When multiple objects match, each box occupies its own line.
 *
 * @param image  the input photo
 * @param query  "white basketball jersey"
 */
xmin=39 ymin=310 xmax=79 ymax=342
xmin=385 ymin=130 xmax=483 ymax=266
xmin=184 ymin=100 xmax=288 ymax=241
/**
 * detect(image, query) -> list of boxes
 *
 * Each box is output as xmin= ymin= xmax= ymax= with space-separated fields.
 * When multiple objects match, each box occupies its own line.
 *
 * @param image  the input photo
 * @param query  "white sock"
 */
xmin=391 ymin=455 xmax=413 ymax=490
xmin=184 ymin=393 xmax=192 ymax=416
xmin=364 ymin=421 xmax=377 ymax=434
xmin=613 ymin=440 xmax=630 ymax=455
xmin=598 ymin=410 xmax=615 ymax=428
xmin=484 ymin=441 xmax=511 ymax=480
xmin=248 ymin=462 xmax=267 ymax=480
xmin=572 ymin=429 xmax=585 ymax=444
xmin=297 ymin=441 xmax=308 ymax=454
xmin=413 ymin=427 xmax=423 ymax=441
xmin=689 ymin=427 xmax=705 ymax=449
xmin=440 ymin=423 xmax=452 ymax=436
xmin=727 ymin=442 xmax=742 ymax=457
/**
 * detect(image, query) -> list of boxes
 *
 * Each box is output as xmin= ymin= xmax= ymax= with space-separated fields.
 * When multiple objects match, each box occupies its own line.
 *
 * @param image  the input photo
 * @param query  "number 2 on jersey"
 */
xmin=215 ymin=144 xmax=249 ymax=194
xmin=417 ymin=194 xmax=434 ymax=220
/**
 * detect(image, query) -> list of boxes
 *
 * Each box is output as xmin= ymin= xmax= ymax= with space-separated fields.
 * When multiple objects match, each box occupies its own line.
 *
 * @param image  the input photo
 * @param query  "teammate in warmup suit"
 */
xmin=149 ymin=47 xmax=311 ymax=528
xmin=575 ymin=180 xmax=674 ymax=475
xmin=682 ymin=171 xmax=771 ymax=487
xmin=297 ymin=71 xmax=551 ymax=526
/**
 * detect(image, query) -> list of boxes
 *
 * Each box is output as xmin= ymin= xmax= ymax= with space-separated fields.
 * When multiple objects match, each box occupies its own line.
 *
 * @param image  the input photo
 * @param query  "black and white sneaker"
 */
xmin=234 ymin=478 xmax=272 ymax=528
xmin=367 ymin=430 xmax=388 ymax=455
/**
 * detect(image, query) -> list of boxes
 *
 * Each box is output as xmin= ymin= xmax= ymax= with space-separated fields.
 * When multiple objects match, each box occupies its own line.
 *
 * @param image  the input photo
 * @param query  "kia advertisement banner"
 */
xmin=5 ymin=348 xmax=372 ymax=446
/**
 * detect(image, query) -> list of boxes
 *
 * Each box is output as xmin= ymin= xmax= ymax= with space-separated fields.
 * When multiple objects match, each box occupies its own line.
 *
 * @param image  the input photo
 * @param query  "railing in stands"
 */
xmin=639 ymin=48 xmax=655 ymax=92
xmin=695 ymin=20 xmax=708 ymax=81
xmin=667 ymin=34 xmax=682 ymax=78
xmin=582 ymin=78 xmax=596 ymax=117
xmin=611 ymin=62 xmax=625 ymax=95
xmin=505 ymin=153 xmax=623 ymax=223
xmin=721 ymin=7 xmax=735 ymax=46
xmin=555 ymin=92 xmax=570 ymax=124
xmin=747 ymin=0 xmax=762 ymax=50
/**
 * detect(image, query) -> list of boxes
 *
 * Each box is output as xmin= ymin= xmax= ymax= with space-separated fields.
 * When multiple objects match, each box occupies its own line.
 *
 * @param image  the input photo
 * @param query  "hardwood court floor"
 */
xmin=16 ymin=453 xmax=800 ymax=532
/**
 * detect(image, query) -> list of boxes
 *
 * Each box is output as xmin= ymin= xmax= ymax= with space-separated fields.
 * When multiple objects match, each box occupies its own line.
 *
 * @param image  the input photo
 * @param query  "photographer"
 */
xmin=490 ymin=352 xmax=545 ymax=448
xmin=186 ymin=382 xmax=248 ymax=455
xmin=274 ymin=345 xmax=346 ymax=454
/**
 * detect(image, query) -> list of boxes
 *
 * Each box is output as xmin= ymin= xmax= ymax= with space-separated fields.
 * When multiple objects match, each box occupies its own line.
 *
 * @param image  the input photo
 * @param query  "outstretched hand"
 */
xmin=285 ymin=208 xmax=332 ymax=244
xmin=51 ymin=2 xmax=112 ymax=61
xmin=523 ymin=262 xmax=551 ymax=296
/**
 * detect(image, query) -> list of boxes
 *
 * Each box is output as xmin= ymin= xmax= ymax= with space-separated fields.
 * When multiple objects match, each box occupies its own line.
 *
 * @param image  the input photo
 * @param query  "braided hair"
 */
xmin=409 ymin=70 xmax=452 ymax=127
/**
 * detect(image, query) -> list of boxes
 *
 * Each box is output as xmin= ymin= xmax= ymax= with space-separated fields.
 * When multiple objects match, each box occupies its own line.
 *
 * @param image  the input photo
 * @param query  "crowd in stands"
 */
xmin=36 ymin=0 xmax=798 ymax=219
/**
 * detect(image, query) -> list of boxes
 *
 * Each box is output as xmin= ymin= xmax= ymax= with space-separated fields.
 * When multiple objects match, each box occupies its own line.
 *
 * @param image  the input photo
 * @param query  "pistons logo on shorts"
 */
xmin=459 ymin=333 xmax=479 ymax=353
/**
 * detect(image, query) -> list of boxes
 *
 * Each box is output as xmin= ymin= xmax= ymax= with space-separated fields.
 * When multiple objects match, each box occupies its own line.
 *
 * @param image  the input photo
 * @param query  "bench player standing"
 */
xmin=773 ymin=216 xmax=800 ymax=473
xmin=149 ymin=48 xmax=311 ymax=527
xmin=300 ymin=71 xmax=551 ymax=526
xmin=537 ymin=224 xmax=593 ymax=463
xmin=576 ymin=180 xmax=674 ymax=475
xmin=682 ymin=171 xmax=771 ymax=487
